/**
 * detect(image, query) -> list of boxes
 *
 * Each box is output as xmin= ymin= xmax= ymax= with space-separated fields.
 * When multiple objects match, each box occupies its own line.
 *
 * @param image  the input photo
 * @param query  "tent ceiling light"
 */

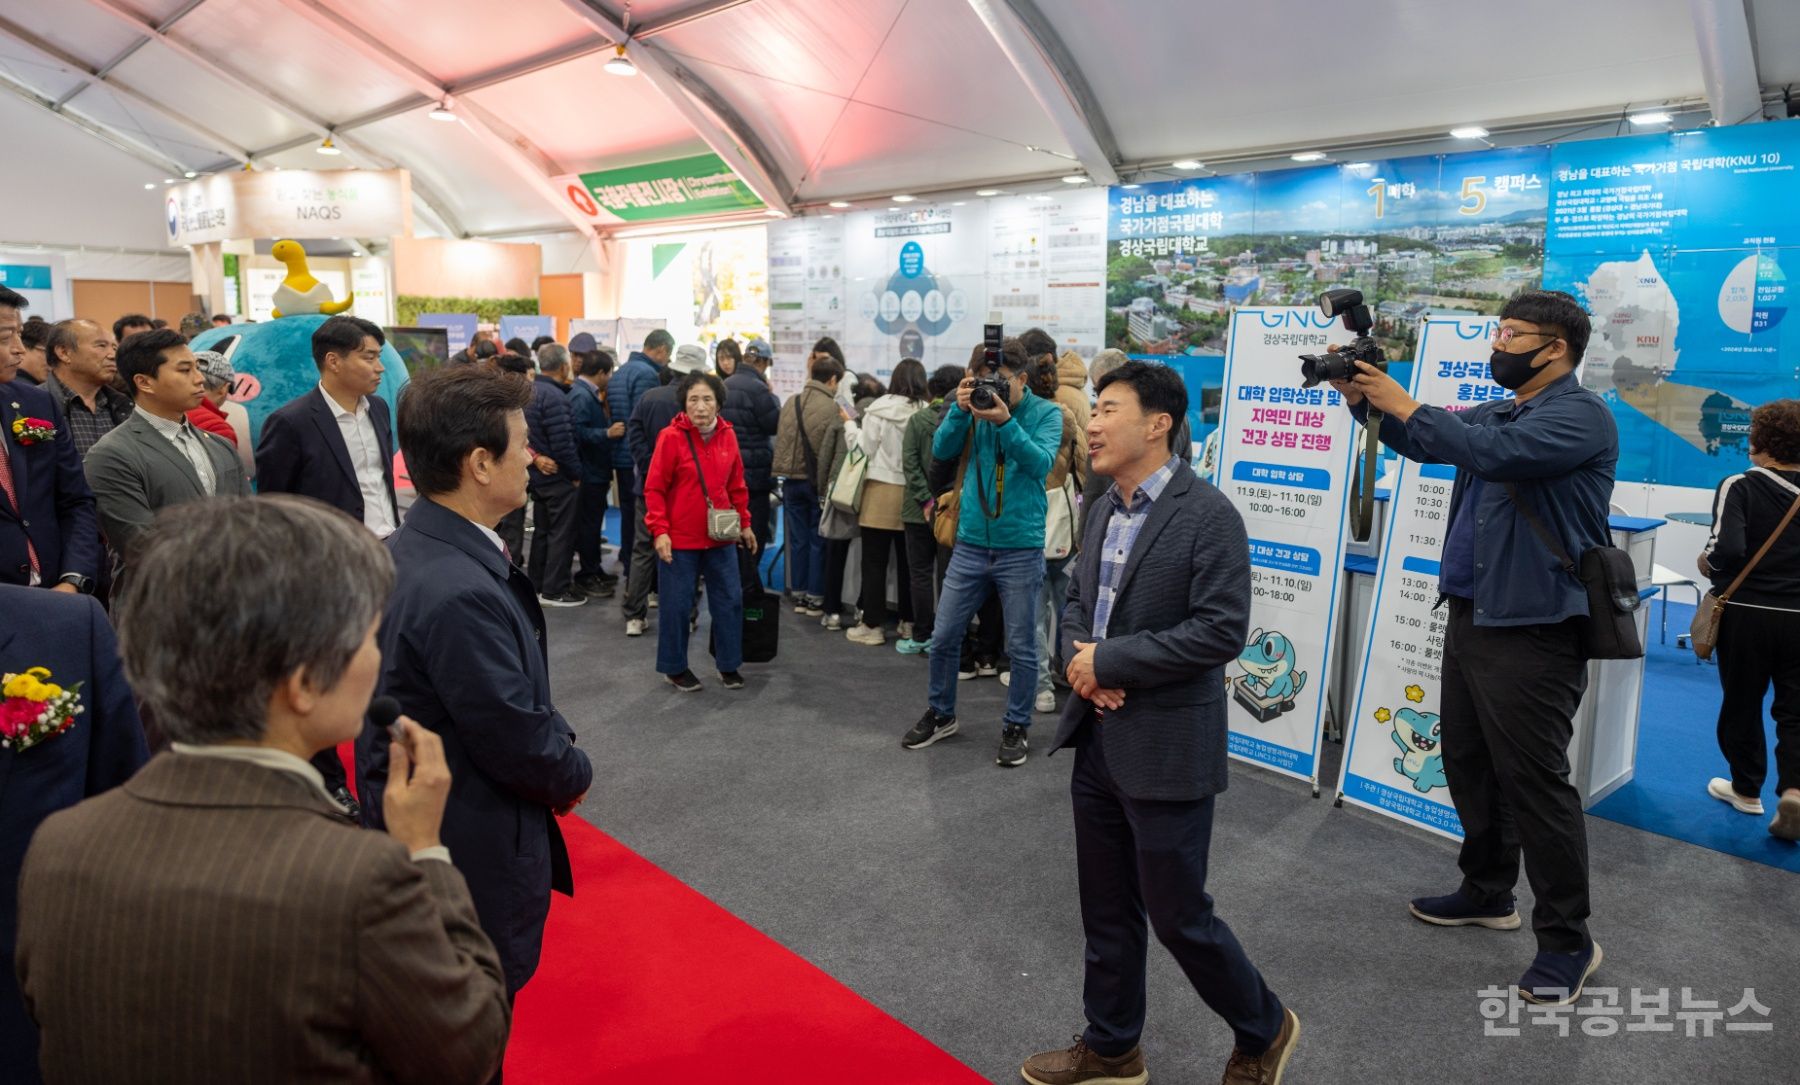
xmin=1171 ymin=159 xmax=1203 ymax=170
xmin=1121 ymin=183 xmax=1142 ymax=189
xmin=605 ymin=45 xmax=636 ymax=76
xmin=975 ymin=189 xmax=1002 ymax=197
xmin=1061 ymin=175 xmax=1086 ymax=184
xmin=1345 ymin=162 xmax=1373 ymax=170
xmin=1290 ymin=151 xmax=1327 ymax=162
xmin=143 ymin=182 xmax=155 ymax=189
xmin=162 ymin=178 xmax=175 ymax=184
xmin=316 ymin=137 xmax=341 ymax=156
xmin=428 ymin=100 xmax=456 ymax=121
xmin=1449 ymin=126 xmax=1490 ymax=140
xmin=183 ymin=170 xmax=197 ymax=178
xmin=828 ymin=200 xmax=851 ymax=208
xmin=1629 ymin=111 xmax=1673 ymax=126
xmin=891 ymin=194 xmax=916 ymax=203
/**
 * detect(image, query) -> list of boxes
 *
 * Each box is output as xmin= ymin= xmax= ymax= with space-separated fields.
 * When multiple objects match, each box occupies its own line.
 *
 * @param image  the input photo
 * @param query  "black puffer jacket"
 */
xmin=722 ymin=366 xmax=781 ymax=491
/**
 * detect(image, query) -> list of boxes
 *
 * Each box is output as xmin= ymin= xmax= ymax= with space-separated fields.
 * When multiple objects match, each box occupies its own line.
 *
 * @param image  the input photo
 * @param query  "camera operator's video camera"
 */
xmin=970 ymin=320 xmax=1008 ymax=410
xmin=1298 ymin=289 xmax=1386 ymax=387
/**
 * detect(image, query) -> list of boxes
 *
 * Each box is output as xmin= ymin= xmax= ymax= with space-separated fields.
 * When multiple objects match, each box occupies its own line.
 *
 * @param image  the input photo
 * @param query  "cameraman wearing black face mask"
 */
xmin=1328 ymin=289 xmax=1618 ymax=1008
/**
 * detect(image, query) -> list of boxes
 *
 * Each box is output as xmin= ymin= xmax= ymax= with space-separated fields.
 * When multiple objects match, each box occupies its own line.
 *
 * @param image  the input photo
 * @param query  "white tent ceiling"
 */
xmin=2 ymin=0 xmax=1797 ymax=252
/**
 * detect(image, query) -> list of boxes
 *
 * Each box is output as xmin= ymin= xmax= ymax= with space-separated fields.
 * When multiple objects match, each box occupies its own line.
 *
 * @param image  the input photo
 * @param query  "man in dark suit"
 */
xmin=360 ymin=365 xmax=593 ymax=1007
xmin=566 ymin=346 xmax=619 ymax=596
xmin=0 ymin=287 xmax=102 ymax=595
xmin=14 ymin=497 xmax=508 ymax=1085
xmin=254 ymin=315 xmax=399 ymax=808
xmin=83 ymin=329 xmax=250 ymax=592
xmin=721 ymin=336 xmax=780 ymax=543
xmin=1021 ymin=362 xmax=1299 ymax=1085
xmin=524 ymin=343 xmax=583 ymax=607
xmin=255 ymin=314 xmax=398 ymax=537
xmin=0 ymin=584 xmax=146 ymax=1085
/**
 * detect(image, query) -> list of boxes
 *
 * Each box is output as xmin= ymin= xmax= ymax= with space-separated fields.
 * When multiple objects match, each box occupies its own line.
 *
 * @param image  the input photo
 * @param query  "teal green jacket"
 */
xmin=931 ymin=388 xmax=1064 ymax=550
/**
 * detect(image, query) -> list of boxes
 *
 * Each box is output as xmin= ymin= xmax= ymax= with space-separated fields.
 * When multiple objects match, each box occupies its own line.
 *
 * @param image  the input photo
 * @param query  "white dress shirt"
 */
xmin=139 ymin=408 xmax=217 ymax=496
xmin=320 ymin=384 xmax=397 ymax=538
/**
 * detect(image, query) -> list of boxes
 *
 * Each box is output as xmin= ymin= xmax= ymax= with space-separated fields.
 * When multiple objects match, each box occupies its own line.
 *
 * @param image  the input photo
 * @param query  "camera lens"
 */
xmin=971 ymin=384 xmax=995 ymax=410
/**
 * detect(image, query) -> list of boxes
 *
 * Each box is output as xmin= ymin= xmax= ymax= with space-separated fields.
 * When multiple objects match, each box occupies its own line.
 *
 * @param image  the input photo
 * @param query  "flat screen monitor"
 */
xmin=386 ymin=325 xmax=449 ymax=378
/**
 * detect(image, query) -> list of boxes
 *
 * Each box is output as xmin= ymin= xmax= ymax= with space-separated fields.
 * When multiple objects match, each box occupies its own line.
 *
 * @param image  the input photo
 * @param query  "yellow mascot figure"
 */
xmin=269 ymin=238 xmax=356 ymax=319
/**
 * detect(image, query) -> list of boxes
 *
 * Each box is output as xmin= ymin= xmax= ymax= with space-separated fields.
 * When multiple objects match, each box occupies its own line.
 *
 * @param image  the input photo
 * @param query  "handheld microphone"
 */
xmin=369 ymin=696 xmax=405 ymax=746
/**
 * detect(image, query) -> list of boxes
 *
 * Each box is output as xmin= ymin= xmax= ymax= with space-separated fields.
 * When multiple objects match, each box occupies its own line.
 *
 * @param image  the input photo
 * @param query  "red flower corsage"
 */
xmin=10 ymin=413 xmax=56 ymax=446
xmin=1 ymin=667 xmax=84 ymax=753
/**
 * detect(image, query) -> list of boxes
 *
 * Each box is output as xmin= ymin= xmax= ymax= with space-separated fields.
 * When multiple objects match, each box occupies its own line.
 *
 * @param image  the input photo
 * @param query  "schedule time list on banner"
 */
xmin=1338 ymin=316 xmax=1507 ymax=839
xmin=1213 ymin=307 xmax=1357 ymax=787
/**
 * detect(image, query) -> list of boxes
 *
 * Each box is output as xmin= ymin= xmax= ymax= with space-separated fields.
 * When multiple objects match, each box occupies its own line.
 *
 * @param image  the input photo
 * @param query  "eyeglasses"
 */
xmin=1492 ymin=326 xmax=1560 ymax=346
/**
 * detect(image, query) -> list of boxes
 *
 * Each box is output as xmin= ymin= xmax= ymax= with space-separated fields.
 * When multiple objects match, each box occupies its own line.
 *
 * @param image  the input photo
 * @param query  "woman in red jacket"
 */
xmin=644 ymin=370 xmax=759 ymax=692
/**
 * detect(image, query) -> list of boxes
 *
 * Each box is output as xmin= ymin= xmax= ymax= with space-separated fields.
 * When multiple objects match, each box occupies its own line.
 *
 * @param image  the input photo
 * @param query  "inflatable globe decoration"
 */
xmin=190 ymin=314 xmax=409 ymax=449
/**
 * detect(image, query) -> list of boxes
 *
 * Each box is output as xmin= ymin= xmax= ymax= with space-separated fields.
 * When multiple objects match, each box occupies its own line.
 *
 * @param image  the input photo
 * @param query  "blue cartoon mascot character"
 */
xmin=1230 ymin=628 xmax=1307 ymax=722
xmin=1390 ymin=707 xmax=1448 ymax=793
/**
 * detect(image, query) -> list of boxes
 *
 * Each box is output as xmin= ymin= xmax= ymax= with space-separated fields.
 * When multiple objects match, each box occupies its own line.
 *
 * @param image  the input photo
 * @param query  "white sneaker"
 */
xmin=1707 ymin=777 xmax=1764 ymax=815
xmin=1035 ymin=690 xmax=1057 ymax=714
xmin=649 ymin=593 xmax=659 ymax=609
xmin=976 ymin=661 xmax=1000 ymax=678
xmin=999 ymin=670 xmax=1012 ymax=687
xmin=846 ymin=624 xmax=886 ymax=646
xmin=896 ymin=620 xmax=914 ymax=640
xmin=625 ymin=619 xmax=646 ymax=637
xmin=821 ymin=613 xmax=843 ymax=631
xmin=1771 ymin=793 xmax=1800 ymax=841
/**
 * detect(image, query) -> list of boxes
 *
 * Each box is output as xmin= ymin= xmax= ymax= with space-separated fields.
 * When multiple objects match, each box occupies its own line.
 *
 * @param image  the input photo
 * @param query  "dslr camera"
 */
xmin=969 ymin=320 xmax=1009 ymax=411
xmin=1298 ymin=289 xmax=1386 ymax=387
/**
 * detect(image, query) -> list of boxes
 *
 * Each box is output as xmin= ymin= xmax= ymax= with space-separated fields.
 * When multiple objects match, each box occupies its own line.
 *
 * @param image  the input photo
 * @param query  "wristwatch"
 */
xmin=58 ymin=573 xmax=94 ymax=594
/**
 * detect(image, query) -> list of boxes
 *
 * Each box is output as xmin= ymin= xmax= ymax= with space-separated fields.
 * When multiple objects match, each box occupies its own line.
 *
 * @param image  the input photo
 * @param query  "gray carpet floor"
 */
xmin=546 ymin=587 xmax=1797 ymax=1084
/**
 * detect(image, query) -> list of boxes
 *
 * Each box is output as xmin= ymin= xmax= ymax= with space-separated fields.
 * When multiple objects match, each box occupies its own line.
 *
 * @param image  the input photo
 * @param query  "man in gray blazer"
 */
xmin=83 ymin=328 xmax=250 ymax=587
xmin=1020 ymin=362 xmax=1299 ymax=1085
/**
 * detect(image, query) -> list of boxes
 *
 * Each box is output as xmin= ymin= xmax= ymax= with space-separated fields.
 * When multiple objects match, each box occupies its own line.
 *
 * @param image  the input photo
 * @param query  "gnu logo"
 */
xmin=1256 ymin=310 xmax=1337 ymax=329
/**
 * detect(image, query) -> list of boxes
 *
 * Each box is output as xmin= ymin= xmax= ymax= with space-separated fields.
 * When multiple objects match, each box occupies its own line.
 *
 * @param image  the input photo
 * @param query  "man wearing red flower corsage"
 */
xmin=0 ymin=286 xmax=103 ymax=596
xmin=0 ymin=583 xmax=146 ymax=1084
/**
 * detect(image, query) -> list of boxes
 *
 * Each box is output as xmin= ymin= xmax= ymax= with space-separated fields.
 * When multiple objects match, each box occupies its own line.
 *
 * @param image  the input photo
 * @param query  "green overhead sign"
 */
xmin=573 ymin=153 xmax=763 ymax=222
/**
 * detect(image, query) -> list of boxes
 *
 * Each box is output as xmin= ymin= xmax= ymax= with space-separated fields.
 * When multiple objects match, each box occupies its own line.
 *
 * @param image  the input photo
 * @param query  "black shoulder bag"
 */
xmin=1504 ymin=484 xmax=1643 ymax=660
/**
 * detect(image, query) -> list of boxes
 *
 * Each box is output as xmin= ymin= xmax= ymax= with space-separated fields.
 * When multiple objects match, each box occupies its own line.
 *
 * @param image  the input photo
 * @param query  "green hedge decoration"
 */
xmin=395 ymin=295 xmax=539 ymax=325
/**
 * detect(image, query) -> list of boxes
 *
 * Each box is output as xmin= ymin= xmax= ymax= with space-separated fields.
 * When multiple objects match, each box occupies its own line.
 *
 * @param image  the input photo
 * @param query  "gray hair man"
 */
xmin=15 ymin=496 xmax=510 ymax=1083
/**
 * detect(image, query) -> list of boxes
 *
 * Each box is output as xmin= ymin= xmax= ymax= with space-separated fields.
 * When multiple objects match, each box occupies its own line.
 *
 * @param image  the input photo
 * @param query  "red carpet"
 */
xmin=502 ymin=816 xmax=986 ymax=1083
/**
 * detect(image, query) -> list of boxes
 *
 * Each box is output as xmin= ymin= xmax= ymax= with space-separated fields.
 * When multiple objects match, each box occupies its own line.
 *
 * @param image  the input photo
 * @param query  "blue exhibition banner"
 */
xmin=499 ymin=315 xmax=557 ymax=346
xmin=418 ymin=313 xmax=478 ymax=356
xmin=1213 ymin=307 xmax=1356 ymax=787
xmin=1542 ymin=118 xmax=1800 ymax=488
xmin=1337 ymin=317 xmax=1504 ymax=840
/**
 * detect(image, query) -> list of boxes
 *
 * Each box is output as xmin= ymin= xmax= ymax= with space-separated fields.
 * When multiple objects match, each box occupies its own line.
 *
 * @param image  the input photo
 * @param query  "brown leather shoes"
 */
xmin=1020 ymin=1035 xmax=1149 ymax=1085
xmin=1221 ymin=1007 xmax=1300 ymax=1085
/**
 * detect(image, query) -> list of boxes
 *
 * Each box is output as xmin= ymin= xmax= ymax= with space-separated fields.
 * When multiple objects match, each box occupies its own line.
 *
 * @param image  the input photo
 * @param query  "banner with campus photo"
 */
xmin=1106 ymin=147 xmax=1548 ymax=363
xmin=1336 ymin=317 xmax=1511 ymax=838
xmin=1213 ymin=307 xmax=1357 ymax=787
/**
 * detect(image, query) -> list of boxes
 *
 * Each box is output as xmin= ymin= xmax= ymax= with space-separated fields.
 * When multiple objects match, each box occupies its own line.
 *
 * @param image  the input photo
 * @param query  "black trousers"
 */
xmin=1072 ymin=725 xmax=1284 ymax=1058
xmin=903 ymin=522 xmax=947 ymax=641
xmin=1440 ymin=597 xmax=1591 ymax=953
xmin=621 ymin=494 xmax=661 ymax=621
xmin=612 ymin=466 xmax=638 ymax=572
xmin=1715 ymin=603 xmax=1800 ymax=797
xmin=748 ymin=487 xmax=774 ymax=544
xmin=823 ymin=537 xmax=854 ymax=618
xmin=961 ymin=585 xmax=1004 ymax=668
xmin=573 ymin=473 xmax=610 ymax=578
xmin=858 ymin=526 xmax=912 ymax=628
xmin=526 ymin=477 xmax=578 ymax=596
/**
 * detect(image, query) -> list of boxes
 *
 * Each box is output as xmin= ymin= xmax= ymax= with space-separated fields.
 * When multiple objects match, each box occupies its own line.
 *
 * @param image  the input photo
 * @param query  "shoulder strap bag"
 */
xmin=1504 ymin=483 xmax=1644 ymax=660
xmin=1690 ymin=481 xmax=1800 ymax=660
xmin=683 ymin=429 xmax=743 ymax=542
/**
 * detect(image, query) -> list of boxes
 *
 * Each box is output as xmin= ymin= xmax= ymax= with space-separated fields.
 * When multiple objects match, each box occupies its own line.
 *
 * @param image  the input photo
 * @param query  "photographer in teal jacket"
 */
xmin=901 ymin=336 xmax=1064 ymax=768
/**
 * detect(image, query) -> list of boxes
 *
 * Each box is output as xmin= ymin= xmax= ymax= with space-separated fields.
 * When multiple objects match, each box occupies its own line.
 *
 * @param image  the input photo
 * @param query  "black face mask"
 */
xmin=1489 ymin=341 xmax=1554 ymax=390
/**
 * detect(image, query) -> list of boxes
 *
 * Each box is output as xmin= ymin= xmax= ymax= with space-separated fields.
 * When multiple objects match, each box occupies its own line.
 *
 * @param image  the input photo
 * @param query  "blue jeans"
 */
xmin=1035 ymin=555 xmax=1073 ymax=696
xmin=929 ymin=544 xmax=1045 ymax=726
xmin=782 ymin=479 xmax=826 ymax=600
xmin=656 ymin=545 xmax=743 ymax=675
